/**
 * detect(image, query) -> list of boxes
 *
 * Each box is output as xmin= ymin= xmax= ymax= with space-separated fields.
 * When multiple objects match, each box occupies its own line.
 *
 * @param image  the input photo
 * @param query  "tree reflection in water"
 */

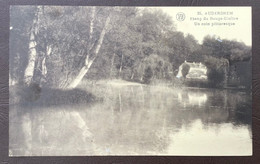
xmin=9 ymin=84 xmax=252 ymax=156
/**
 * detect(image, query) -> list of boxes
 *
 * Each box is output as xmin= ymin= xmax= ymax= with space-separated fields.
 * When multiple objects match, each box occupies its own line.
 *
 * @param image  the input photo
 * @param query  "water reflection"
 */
xmin=10 ymin=106 xmax=95 ymax=156
xmin=9 ymin=84 xmax=252 ymax=156
xmin=167 ymin=120 xmax=252 ymax=156
xmin=178 ymin=91 xmax=208 ymax=108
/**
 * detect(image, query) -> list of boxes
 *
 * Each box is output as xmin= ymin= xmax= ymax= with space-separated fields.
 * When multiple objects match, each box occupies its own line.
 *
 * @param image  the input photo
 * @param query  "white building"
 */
xmin=176 ymin=61 xmax=208 ymax=80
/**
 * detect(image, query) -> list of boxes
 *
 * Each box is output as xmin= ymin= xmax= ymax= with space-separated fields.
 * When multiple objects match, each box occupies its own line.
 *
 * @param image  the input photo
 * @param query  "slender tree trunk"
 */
xmin=119 ymin=54 xmax=124 ymax=78
xmin=140 ymin=75 xmax=143 ymax=82
xmin=224 ymin=59 xmax=229 ymax=88
xmin=67 ymin=15 xmax=111 ymax=89
xmin=42 ymin=45 xmax=51 ymax=77
xmin=38 ymin=45 xmax=51 ymax=86
xmin=67 ymin=56 xmax=94 ymax=88
xmin=88 ymin=7 xmax=95 ymax=43
xmin=131 ymin=72 xmax=135 ymax=80
xmin=24 ymin=7 xmax=41 ymax=85
xmin=24 ymin=32 xmax=37 ymax=85
xmin=110 ymin=53 xmax=116 ymax=78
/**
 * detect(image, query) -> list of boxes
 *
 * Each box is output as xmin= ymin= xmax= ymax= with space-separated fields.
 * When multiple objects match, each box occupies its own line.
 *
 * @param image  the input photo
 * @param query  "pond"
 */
xmin=9 ymin=83 xmax=252 ymax=156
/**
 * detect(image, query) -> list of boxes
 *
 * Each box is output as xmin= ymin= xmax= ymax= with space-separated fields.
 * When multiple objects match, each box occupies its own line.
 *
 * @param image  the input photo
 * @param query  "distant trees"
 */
xmin=202 ymin=35 xmax=251 ymax=63
xmin=84 ymin=8 xmax=176 ymax=83
xmin=164 ymin=32 xmax=200 ymax=71
xmin=133 ymin=54 xmax=172 ymax=83
xmin=191 ymin=35 xmax=251 ymax=87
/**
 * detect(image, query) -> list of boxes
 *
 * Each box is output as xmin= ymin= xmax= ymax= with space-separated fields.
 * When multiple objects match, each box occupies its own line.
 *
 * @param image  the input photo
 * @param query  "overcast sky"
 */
xmin=141 ymin=7 xmax=251 ymax=46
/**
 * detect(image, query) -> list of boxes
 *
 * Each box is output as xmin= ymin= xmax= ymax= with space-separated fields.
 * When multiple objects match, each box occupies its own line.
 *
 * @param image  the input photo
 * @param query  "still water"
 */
xmin=9 ymin=83 xmax=252 ymax=156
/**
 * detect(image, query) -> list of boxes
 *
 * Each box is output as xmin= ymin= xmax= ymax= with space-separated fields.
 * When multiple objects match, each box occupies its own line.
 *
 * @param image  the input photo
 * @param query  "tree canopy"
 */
xmin=10 ymin=6 xmax=251 ymax=88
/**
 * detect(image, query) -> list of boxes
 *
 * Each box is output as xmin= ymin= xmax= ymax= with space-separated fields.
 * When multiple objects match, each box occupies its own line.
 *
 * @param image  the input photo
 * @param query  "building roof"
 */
xmin=182 ymin=61 xmax=207 ymax=69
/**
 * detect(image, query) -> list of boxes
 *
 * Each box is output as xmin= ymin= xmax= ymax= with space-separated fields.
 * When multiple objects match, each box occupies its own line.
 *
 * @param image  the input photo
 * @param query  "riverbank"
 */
xmin=79 ymin=78 xmax=250 ymax=93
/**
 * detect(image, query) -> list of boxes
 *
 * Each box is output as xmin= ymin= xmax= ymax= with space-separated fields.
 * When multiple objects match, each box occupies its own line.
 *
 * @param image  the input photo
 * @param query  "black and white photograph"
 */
xmin=9 ymin=6 xmax=252 ymax=156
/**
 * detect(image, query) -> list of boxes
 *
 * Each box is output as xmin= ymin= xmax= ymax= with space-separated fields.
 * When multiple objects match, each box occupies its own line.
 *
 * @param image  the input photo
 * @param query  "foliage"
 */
xmin=207 ymin=68 xmax=225 ymax=87
xmin=203 ymin=56 xmax=227 ymax=87
xmin=181 ymin=63 xmax=190 ymax=78
xmin=201 ymin=35 xmax=251 ymax=63
xmin=143 ymin=66 xmax=153 ymax=84
xmin=165 ymin=32 xmax=200 ymax=70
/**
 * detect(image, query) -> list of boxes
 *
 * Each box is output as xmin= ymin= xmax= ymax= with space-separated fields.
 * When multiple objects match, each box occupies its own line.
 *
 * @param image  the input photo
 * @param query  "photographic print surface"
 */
xmin=9 ymin=6 xmax=252 ymax=156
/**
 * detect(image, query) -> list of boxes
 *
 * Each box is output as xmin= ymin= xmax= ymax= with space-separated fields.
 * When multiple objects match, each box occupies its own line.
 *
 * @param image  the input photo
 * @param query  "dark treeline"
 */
xmin=10 ymin=6 xmax=251 ymax=89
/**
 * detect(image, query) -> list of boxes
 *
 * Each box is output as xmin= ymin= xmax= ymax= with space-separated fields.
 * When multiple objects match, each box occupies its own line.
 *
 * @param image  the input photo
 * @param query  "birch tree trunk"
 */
xmin=42 ymin=45 xmax=52 ymax=77
xmin=67 ymin=14 xmax=111 ymax=89
xmin=131 ymin=72 xmax=135 ymax=80
xmin=24 ymin=6 xmax=41 ymax=86
xmin=119 ymin=54 xmax=124 ymax=78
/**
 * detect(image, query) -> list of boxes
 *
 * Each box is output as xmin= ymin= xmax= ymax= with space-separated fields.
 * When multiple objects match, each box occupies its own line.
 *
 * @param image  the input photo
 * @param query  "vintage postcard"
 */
xmin=9 ymin=6 xmax=252 ymax=156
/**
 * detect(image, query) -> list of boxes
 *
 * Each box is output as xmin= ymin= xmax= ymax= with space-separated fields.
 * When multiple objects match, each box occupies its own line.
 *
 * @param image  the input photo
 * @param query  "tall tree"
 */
xmin=10 ymin=6 xmax=36 ymax=85
xmin=67 ymin=7 xmax=111 ymax=88
xmin=23 ymin=6 xmax=42 ymax=85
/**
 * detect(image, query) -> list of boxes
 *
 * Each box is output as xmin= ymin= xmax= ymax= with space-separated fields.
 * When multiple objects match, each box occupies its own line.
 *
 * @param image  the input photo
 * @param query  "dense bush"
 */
xmin=207 ymin=68 xmax=225 ymax=88
xmin=181 ymin=63 xmax=190 ymax=78
xmin=143 ymin=66 xmax=153 ymax=84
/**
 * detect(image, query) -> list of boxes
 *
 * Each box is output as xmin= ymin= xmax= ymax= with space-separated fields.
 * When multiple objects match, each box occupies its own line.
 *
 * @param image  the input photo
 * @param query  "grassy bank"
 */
xmin=9 ymin=83 xmax=101 ymax=107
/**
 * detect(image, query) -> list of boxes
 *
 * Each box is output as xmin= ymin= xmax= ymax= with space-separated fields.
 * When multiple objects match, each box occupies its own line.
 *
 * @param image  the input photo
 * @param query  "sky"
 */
xmin=141 ymin=7 xmax=252 ymax=46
